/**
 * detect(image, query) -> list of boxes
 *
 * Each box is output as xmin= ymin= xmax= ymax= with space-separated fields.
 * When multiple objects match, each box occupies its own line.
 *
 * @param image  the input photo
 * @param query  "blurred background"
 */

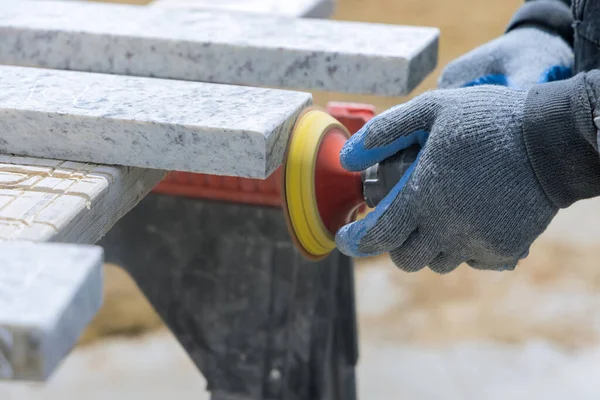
xmin=4 ymin=0 xmax=600 ymax=398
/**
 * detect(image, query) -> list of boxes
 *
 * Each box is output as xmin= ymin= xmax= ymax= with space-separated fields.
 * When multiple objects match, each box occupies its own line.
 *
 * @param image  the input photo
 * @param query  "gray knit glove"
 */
xmin=438 ymin=27 xmax=573 ymax=90
xmin=335 ymin=85 xmax=558 ymax=273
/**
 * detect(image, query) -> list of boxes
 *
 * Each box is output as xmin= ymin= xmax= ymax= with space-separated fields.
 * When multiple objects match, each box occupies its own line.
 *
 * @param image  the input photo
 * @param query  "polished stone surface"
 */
xmin=0 ymin=242 xmax=103 ymax=381
xmin=150 ymin=0 xmax=335 ymax=18
xmin=0 ymin=1 xmax=439 ymax=95
xmin=0 ymin=154 xmax=164 ymax=243
xmin=0 ymin=66 xmax=312 ymax=178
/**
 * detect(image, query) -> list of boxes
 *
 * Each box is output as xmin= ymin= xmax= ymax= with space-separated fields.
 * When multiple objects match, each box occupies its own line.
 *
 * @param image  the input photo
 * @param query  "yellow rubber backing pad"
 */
xmin=281 ymin=107 xmax=351 ymax=261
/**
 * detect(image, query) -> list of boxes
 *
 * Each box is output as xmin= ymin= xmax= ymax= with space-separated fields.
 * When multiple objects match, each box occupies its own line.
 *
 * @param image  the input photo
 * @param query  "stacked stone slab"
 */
xmin=150 ymin=0 xmax=335 ymax=18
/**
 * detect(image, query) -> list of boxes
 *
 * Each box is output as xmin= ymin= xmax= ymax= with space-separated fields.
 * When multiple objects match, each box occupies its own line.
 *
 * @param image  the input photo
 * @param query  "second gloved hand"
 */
xmin=438 ymin=27 xmax=573 ymax=89
xmin=335 ymin=85 xmax=558 ymax=273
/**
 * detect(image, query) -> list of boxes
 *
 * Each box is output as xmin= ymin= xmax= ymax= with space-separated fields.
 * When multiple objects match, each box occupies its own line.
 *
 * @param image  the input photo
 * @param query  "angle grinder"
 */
xmin=281 ymin=107 xmax=419 ymax=260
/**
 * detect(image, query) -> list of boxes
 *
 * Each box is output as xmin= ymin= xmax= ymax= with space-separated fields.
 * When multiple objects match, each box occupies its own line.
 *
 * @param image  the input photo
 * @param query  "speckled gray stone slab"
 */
xmin=0 ymin=155 xmax=165 ymax=243
xmin=149 ymin=0 xmax=335 ymax=18
xmin=0 ymin=1 xmax=438 ymax=95
xmin=0 ymin=242 xmax=103 ymax=381
xmin=0 ymin=65 xmax=312 ymax=178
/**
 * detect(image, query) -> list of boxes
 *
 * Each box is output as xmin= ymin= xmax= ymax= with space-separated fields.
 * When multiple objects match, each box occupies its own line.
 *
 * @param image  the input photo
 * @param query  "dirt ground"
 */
xmin=79 ymin=0 xmax=600 ymax=352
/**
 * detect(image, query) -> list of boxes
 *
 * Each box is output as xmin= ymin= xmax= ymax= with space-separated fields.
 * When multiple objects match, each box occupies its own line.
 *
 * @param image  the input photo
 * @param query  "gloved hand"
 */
xmin=335 ymin=85 xmax=558 ymax=273
xmin=438 ymin=27 xmax=573 ymax=90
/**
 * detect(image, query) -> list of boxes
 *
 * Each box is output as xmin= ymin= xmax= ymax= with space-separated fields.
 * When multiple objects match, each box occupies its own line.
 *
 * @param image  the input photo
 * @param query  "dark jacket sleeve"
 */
xmin=522 ymin=70 xmax=600 ymax=208
xmin=506 ymin=0 xmax=574 ymax=47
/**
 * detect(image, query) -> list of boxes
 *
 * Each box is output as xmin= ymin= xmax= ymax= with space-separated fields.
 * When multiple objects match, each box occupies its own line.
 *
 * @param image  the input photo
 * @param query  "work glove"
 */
xmin=335 ymin=85 xmax=558 ymax=273
xmin=438 ymin=27 xmax=573 ymax=90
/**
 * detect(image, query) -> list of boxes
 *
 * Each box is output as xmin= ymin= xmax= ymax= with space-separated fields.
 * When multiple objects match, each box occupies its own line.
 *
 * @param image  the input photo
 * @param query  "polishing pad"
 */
xmin=281 ymin=108 xmax=364 ymax=260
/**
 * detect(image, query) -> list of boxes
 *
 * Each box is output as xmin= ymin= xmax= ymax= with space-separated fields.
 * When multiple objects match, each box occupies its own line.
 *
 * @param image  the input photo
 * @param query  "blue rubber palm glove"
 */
xmin=334 ymin=85 xmax=558 ymax=273
xmin=438 ymin=27 xmax=573 ymax=90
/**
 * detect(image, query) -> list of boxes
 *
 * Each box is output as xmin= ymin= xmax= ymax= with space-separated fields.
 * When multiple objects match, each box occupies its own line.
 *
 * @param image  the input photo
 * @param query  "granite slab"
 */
xmin=0 ymin=154 xmax=165 ymax=243
xmin=0 ymin=66 xmax=312 ymax=179
xmin=149 ymin=0 xmax=335 ymax=18
xmin=0 ymin=1 xmax=439 ymax=95
xmin=0 ymin=242 xmax=103 ymax=381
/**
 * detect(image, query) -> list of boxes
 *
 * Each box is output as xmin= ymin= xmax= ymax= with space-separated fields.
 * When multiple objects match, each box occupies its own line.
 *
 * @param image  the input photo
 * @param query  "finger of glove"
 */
xmin=456 ymin=61 xmax=570 ymax=90
xmin=467 ymin=258 xmax=519 ymax=272
xmin=499 ymin=64 xmax=560 ymax=89
xmin=438 ymin=48 xmax=501 ymax=89
xmin=538 ymin=65 xmax=572 ymax=83
xmin=468 ymin=242 xmax=532 ymax=271
xmin=462 ymin=74 xmax=510 ymax=88
xmin=390 ymin=231 xmax=439 ymax=272
xmin=465 ymin=65 xmax=569 ymax=90
xmin=339 ymin=95 xmax=435 ymax=172
xmin=335 ymin=157 xmax=419 ymax=257
xmin=428 ymin=253 xmax=465 ymax=274
xmin=520 ymin=247 xmax=530 ymax=260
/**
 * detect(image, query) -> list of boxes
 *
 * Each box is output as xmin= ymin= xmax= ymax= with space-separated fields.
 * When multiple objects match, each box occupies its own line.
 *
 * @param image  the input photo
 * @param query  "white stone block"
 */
xmin=149 ymin=0 xmax=335 ymax=18
xmin=0 ymin=154 xmax=165 ymax=243
xmin=0 ymin=242 xmax=103 ymax=381
xmin=0 ymin=1 xmax=439 ymax=95
xmin=0 ymin=65 xmax=312 ymax=178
